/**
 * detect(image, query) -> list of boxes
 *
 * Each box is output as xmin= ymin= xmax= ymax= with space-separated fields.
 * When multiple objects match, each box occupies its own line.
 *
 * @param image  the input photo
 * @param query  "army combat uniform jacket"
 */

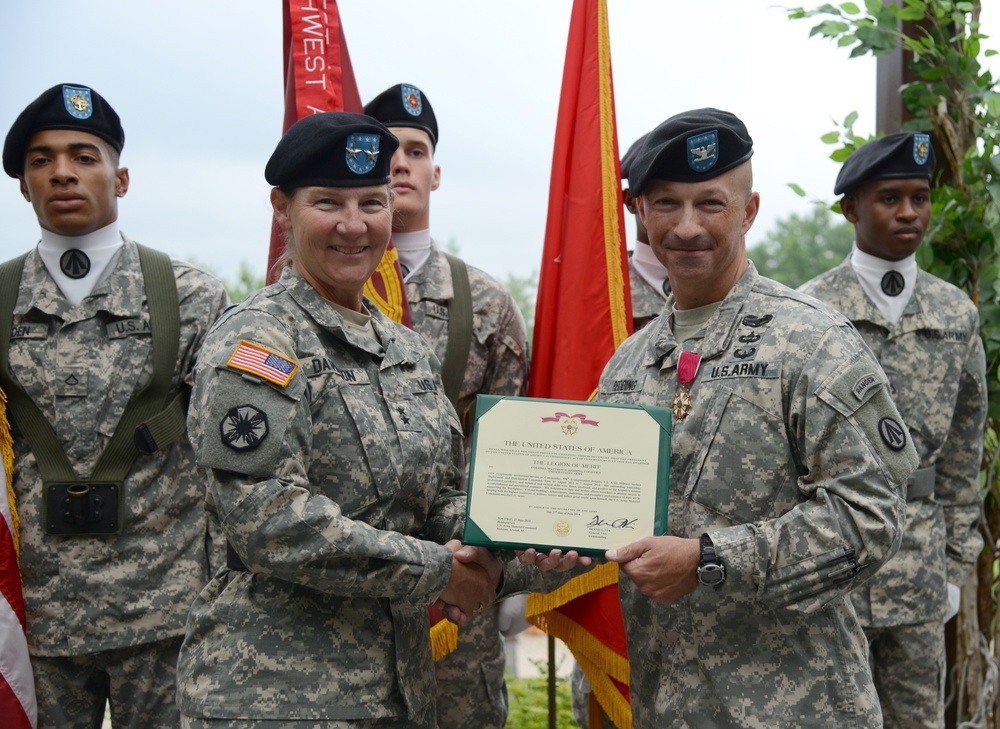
xmin=799 ymin=261 xmax=985 ymax=626
xmin=595 ymin=263 xmax=917 ymax=728
xmin=628 ymin=253 xmax=669 ymax=328
xmin=7 ymin=238 xmax=229 ymax=656
xmin=406 ymin=242 xmax=528 ymax=729
xmin=405 ymin=242 xmax=529 ymax=457
xmin=176 ymin=269 xmax=467 ymax=723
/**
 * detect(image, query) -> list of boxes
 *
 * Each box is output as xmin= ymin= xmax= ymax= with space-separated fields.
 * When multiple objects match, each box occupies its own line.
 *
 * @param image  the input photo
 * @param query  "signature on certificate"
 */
xmin=588 ymin=515 xmax=638 ymax=529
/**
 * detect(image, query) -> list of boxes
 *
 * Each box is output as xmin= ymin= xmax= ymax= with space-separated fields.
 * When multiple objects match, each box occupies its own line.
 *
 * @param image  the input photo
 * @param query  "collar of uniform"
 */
xmin=842 ymin=259 xmax=927 ymax=331
xmin=15 ymin=236 xmax=142 ymax=322
xmin=654 ymin=261 xmax=759 ymax=367
xmin=278 ymin=267 xmax=420 ymax=365
xmin=402 ymin=242 xmax=454 ymax=302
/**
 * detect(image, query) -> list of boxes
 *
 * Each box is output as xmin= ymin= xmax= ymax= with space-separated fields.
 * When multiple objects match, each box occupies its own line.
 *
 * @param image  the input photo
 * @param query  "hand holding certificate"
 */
xmin=463 ymin=396 xmax=671 ymax=556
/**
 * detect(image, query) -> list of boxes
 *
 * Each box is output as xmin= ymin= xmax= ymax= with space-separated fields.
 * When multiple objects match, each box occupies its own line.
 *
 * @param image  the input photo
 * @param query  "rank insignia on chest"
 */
xmin=227 ymin=340 xmax=298 ymax=387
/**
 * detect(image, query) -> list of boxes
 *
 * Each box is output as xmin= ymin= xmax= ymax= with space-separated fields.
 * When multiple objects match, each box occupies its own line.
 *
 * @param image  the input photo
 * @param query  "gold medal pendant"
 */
xmin=674 ymin=351 xmax=702 ymax=422
xmin=672 ymin=384 xmax=693 ymax=420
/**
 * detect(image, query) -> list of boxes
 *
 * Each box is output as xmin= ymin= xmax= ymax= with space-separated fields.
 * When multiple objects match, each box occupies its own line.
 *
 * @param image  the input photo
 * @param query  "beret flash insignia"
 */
xmin=913 ymin=133 xmax=930 ymax=165
xmin=401 ymin=84 xmax=423 ymax=116
xmin=687 ymin=130 xmax=719 ymax=173
xmin=62 ymin=85 xmax=93 ymax=119
xmin=346 ymin=132 xmax=380 ymax=175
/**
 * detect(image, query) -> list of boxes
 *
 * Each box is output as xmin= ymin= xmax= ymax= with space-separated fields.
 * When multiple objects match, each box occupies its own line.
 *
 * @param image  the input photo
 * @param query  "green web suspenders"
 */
xmin=442 ymin=252 xmax=473 ymax=433
xmin=0 ymin=245 xmax=184 ymax=535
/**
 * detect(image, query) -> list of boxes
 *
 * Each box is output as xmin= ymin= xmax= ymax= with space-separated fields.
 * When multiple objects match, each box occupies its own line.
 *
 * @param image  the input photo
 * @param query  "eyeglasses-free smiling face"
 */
xmin=271 ymin=183 xmax=393 ymax=311
xmin=638 ymin=163 xmax=759 ymax=309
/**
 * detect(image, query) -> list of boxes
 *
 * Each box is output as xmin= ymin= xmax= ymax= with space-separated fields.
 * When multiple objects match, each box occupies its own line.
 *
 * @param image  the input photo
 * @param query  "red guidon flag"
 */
xmin=527 ymin=0 xmax=632 ymax=727
xmin=268 ymin=2 xmax=410 ymax=328
xmin=0 ymin=388 xmax=37 ymax=729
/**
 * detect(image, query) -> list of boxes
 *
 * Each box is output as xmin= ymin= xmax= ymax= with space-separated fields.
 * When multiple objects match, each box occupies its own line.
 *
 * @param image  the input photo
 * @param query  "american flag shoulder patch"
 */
xmin=226 ymin=340 xmax=298 ymax=387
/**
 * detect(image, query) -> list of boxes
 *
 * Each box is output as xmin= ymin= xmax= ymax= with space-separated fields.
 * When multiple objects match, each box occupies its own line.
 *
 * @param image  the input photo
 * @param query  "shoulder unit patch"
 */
xmin=220 ymin=404 xmax=269 ymax=451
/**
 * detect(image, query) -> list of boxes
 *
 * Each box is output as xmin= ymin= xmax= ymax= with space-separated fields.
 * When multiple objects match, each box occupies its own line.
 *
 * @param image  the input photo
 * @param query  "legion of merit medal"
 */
xmin=673 ymin=351 xmax=703 ymax=421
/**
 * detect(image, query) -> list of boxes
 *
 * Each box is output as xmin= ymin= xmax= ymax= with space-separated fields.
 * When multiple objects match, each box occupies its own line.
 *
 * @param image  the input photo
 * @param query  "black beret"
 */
xmin=620 ymin=132 xmax=650 ymax=187
xmin=834 ymin=131 xmax=935 ymax=196
xmin=629 ymin=108 xmax=753 ymax=194
xmin=364 ymin=83 xmax=438 ymax=148
xmin=264 ymin=112 xmax=399 ymax=190
xmin=4 ymin=83 xmax=125 ymax=178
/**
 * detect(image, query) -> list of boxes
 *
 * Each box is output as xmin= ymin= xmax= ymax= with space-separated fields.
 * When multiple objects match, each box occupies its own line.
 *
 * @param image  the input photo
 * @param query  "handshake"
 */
xmin=434 ymin=541 xmax=591 ymax=625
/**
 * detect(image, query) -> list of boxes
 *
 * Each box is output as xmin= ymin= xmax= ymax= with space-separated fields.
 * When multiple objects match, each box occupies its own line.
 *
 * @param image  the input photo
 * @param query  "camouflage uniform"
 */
xmin=175 ymin=268 xmax=467 ymax=726
xmin=6 ymin=237 xmax=228 ymax=727
xmin=628 ymin=253 xmax=668 ymax=330
xmin=800 ymin=260 xmax=986 ymax=727
xmin=592 ymin=263 xmax=917 ymax=728
xmin=405 ymin=242 xmax=528 ymax=729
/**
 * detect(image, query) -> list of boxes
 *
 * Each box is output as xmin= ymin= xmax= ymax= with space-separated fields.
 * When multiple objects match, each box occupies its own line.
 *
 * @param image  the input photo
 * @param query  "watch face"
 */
xmin=698 ymin=563 xmax=725 ymax=587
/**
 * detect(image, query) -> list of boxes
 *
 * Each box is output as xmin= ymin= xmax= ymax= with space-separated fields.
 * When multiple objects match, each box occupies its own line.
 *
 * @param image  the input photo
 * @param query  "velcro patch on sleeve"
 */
xmin=226 ymin=340 xmax=298 ymax=387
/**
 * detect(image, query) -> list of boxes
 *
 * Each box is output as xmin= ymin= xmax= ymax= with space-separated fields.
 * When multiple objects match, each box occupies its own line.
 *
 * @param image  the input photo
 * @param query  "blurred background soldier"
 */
xmin=621 ymin=131 xmax=670 ymax=331
xmin=799 ymin=132 xmax=987 ymax=728
xmin=364 ymin=83 xmax=529 ymax=729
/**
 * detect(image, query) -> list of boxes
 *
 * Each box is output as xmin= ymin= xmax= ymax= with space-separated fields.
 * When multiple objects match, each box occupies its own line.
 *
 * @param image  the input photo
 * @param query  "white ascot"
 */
xmin=851 ymin=244 xmax=917 ymax=325
xmin=393 ymin=229 xmax=432 ymax=281
xmin=631 ymin=241 xmax=670 ymax=300
xmin=37 ymin=222 xmax=124 ymax=306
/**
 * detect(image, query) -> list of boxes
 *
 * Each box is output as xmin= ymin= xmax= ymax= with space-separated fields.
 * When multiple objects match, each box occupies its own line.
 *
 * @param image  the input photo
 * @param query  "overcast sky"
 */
xmin=1 ymin=1 xmax=996 ymax=284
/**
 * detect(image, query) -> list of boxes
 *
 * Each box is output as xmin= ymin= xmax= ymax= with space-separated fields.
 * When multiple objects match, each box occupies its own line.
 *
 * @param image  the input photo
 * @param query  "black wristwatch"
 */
xmin=697 ymin=533 xmax=726 ymax=588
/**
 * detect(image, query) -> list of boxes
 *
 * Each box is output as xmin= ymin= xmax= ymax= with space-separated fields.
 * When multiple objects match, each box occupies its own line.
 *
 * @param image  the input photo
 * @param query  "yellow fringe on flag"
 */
xmin=430 ymin=618 xmax=458 ymax=661
xmin=526 ymin=561 xmax=619 ymax=615
xmin=526 ymin=563 xmax=631 ymax=728
xmin=364 ymin=246 xmax=406 ymax=324
xmin=597 ymin=0 xmax=629 ymax=349
xmin=0 ymin=387 xmax=18 ymax=556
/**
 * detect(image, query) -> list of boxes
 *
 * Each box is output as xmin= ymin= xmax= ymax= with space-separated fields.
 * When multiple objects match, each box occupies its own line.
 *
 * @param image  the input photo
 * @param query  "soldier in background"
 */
xmin=364 ymin=83 xmax=529 ymax=729
xmin=621 ymin=132 xmax=670 ymax=331
xmin=0 ymin=83 xmax=229 ymax=727
xmin=799 ymin=132 xmax=986 ymax=728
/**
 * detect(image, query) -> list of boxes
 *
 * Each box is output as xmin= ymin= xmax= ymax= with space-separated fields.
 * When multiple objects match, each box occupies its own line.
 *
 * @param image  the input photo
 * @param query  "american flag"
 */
xmin=1 ymin=388 xmax=36 ymax=729
xmin=227 ymin=341 xmax=298 ymax=387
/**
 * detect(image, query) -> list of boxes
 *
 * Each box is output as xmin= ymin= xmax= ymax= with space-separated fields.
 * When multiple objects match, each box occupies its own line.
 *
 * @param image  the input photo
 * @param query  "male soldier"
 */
xmin=521 ymin=108 xmax=918 ymax=727
xmin=0 ymin=83 xmax=228 ymax=728
xmin=364 ymin=83 xmax=529 ymax=729
xmin=621 ymin=132 xmax=670 ymax=331
xmin=799 ymin=132 xmax=986 ymax=728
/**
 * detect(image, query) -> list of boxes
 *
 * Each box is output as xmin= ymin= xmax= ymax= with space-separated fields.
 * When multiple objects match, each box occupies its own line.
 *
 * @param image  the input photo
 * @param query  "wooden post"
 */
xmin=548 ymin=634 xmax=557 ymax=729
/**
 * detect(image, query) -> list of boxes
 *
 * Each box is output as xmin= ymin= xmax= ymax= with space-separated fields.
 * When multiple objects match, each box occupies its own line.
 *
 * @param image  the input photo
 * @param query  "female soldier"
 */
xmin=175 ymin=112 xmax=496 ymax=728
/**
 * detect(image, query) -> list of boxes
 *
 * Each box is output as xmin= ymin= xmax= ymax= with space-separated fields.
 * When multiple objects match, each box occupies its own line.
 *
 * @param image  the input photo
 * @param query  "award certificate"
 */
xmin=463 ymin=395 xmax=671 ymax=556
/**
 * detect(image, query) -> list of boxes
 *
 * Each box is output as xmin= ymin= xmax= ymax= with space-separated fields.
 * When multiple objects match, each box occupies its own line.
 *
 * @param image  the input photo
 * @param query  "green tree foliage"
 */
xmin=786 ymin=0 xmax=1000 ymax=722
xmin=748 ymin=206 xmax=855 ymax=288
xmin=503 ymin=270 xmax=538 ymax=344
xmin=187 ymin=257 xmax=266 ymax=304
xmin=506 ymin=670 xmax=575 ymax=728
xmin=223 ymin=261 xmax=267 ymax=303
